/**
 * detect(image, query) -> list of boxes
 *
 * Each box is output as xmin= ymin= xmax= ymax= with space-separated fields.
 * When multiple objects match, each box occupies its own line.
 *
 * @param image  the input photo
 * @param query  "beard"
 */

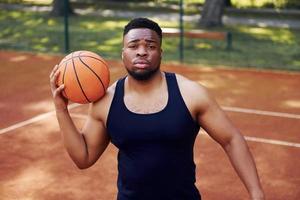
xmin=126 ymin=65 xmax=160 ymax=81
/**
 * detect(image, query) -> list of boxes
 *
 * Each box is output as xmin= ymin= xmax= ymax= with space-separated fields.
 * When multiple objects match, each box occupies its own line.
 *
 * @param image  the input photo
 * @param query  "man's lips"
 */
xmin=133 ymin=60 xmax=150 ymax=69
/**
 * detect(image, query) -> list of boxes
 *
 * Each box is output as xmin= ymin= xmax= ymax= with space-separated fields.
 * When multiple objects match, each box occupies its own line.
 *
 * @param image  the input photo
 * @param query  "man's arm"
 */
xmin=196 ymin=85 xmax=265 ymax=200
xmin=177 ymin=75 xmax=264 ymax=200
xmin=56 ymin=104 xmax=110 ymax=169
xmin=50 ymin=65 xmax=110 ymax=169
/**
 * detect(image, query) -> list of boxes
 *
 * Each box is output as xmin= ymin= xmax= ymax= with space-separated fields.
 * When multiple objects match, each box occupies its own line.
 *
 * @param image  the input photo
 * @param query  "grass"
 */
xmin=177 ymin=25 xmax=300 ymax=70
xmin=0 ymin=9 xmax=299 ymax=71
xmin=14 ymin=0 xmax=299 ymax=9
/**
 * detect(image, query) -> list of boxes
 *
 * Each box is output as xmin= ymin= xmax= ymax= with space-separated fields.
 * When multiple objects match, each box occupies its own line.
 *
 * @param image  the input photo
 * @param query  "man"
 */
xmin=50 ymin=18 xmax=265 ymax=200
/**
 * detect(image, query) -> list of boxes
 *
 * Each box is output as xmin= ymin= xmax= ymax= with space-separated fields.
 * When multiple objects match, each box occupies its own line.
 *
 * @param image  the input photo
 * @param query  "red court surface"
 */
xmin=0 ymin=50 xmax=299 ymax=199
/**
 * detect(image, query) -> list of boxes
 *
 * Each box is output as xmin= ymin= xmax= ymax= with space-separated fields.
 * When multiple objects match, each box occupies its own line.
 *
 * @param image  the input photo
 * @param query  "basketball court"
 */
xmin=0 ymin=50 xmax=299 ymax=199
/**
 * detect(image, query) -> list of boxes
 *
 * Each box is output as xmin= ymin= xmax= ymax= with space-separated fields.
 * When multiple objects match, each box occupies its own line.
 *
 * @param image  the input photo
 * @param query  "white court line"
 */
xmin=71 ymin=114 xmax=300 ymax=148
xmin=0 ymin=105 xmax=299 ymax=148
xmin=0 ymin=105 xmax=299 ymax=135
xmin=72 ymin=107 xmax=300 ymax=120
xmin=244 ymin=136 xmax=300 ymax=148
xmin=222 ymin=106 xmax=300 ymax=119
xmin=199 ymin=131 xmax=300 ymax=148
xmin=0 ymin=103 xmax=81 ymax=135
xmin=0 ymin=111 xmax=55 ymax=135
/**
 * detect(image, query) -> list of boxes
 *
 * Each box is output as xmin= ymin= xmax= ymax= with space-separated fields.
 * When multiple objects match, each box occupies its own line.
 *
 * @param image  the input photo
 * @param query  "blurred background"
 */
xmin=1 ymin=2 xmax=300 ymax=199
xmin=0 ymin=0 xmax=299 ymax=71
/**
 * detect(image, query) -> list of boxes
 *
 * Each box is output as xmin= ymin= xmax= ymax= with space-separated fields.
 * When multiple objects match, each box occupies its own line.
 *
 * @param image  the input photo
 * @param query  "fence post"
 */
xmin=226 ymin=32 xmax=232 ymax=50
xmin=179 ymin=0 xmax=184 ymax=63
xmin=64 ymin=0 xmax=70 ymax=53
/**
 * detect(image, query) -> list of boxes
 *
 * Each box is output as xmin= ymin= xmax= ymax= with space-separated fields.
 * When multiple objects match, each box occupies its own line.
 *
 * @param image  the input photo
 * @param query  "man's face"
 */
xmin=122 ymin=28 xmax=162 ymax=81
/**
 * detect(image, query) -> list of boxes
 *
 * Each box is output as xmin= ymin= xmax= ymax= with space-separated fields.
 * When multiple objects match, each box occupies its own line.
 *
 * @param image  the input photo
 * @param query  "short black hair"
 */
xmin=123 ymin=18 xmax=162 ymax=41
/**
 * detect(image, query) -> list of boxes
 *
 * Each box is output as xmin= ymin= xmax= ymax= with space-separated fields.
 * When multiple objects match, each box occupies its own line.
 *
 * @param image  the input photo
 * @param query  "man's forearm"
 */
xmin=223 ymin=134 xmax=265 ymax=199
xmin=56 ymin=109 xmax=89 ymax=168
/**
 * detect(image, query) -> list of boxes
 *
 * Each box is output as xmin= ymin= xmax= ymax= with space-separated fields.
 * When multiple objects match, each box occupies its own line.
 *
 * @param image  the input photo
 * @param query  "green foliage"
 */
xmin=171 ymin=26 xmax=300 ymax=71
xmin=0 ymin=9 xmax=299 ymax=71
xmin=1 ymin=0 xmax=300 ymax=9
xmin=0 ymin=0 xmax=22 ymax=3
xmin=231 ymin=0 xmax=300 ymax=9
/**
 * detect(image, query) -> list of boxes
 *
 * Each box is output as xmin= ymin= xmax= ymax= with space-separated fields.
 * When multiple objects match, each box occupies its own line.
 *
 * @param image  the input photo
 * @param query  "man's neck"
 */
xmin=126 ymin=71 xmax=164 ymax=94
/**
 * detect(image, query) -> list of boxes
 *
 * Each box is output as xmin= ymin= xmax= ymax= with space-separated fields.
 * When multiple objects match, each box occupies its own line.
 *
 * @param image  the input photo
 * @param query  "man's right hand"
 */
xmin=49 ymin=64 xmax=68 ymax=112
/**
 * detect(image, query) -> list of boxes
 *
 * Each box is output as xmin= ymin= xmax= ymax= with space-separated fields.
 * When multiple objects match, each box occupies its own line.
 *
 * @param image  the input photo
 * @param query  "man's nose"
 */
xmin=137 ymin=46 xmax=148 ymax=57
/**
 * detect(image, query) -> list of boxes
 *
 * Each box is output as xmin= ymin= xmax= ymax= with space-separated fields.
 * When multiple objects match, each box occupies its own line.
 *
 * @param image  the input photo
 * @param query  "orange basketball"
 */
xmin=56 ymin=50 xmax=110 ymax=104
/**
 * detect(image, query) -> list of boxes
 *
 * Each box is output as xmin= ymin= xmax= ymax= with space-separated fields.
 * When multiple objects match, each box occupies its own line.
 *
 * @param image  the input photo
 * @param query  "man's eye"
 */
xmin=128 ymin=44 xmax=137 ymax=48
xmin=148 ymin=45 xmax=156 ymax=49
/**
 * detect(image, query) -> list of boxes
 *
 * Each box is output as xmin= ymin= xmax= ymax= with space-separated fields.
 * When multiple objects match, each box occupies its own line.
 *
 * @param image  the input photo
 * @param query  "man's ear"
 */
xmin=121 ymin=48 xmax=124 ymax=59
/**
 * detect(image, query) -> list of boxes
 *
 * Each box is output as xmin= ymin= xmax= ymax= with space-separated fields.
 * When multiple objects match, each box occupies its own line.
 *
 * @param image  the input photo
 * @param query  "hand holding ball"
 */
xmin=56 ymin=51 xmax=110 ymax=104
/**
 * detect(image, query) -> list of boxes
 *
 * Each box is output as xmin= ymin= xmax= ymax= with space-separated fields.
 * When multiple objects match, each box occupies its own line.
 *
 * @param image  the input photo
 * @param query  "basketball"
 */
xmin=56 ymin=50 xmax=110 ymax=104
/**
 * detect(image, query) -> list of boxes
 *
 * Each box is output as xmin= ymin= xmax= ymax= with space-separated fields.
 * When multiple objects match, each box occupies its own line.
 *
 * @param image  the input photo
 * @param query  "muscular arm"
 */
xmin=197 ymin=90 xmax=264 ymax=199
xmin=177 ymin=75 xmax=264 ymax=200
xmin=50 ymin=64 xmax=111 ymax=169
xmin=56 ymin=103 xmax=110 ymax=169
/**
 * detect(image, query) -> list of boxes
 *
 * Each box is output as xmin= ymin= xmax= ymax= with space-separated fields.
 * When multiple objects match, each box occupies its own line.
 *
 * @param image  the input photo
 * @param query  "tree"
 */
xmin=199 ymin=0 xmax=225 ymax=27
xmin=50 ymin=0 xmax=75 ymax=17
xmin=224 ymin=0 xmax=231 ymax=7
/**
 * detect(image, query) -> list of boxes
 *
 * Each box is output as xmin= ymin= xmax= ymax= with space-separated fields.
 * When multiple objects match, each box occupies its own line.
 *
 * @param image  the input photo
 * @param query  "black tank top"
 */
xmin=107 ymin=72 xmax=201 ymax=200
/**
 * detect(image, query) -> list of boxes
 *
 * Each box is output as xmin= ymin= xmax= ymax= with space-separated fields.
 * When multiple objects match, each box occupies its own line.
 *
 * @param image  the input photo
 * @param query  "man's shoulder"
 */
xmin=173 ymin=73 xmax=212 ymax=110
xmin=95 ymin=81 xmax=117 ymax=107
xmin=174 ymin=73 xmax=207 ymax=95
xmin=95 ymin=75 xmax=127 ymax=108
xmin=89 ymin=81 xmax=118 ymax=120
